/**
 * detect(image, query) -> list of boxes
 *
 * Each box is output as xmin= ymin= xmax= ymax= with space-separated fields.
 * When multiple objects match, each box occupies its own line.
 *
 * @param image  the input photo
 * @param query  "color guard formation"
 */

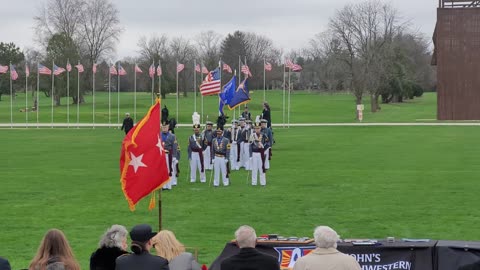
xmin=162 ymin=110 xmax=274 ymax=190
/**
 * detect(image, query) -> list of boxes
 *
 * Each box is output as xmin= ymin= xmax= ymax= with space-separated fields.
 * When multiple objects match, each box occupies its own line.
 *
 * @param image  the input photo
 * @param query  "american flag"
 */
xmin=265 ymin=62 xmax=272 ymax=71
xmin=75 ymin=64 xmax=84 ymax=73
xmin=38 ymin=64 xmax=52 ymax=75
xmin=241 ymin=65 xmax=252 ymax=77
xmin=177 ymin=63 xmax=185 ymax=73
xmin=222 ymin=62 xmax=232 ymax=73
xmin=201 ymin=65 xmax=209 ymax=74
xmin=10 ymin=65 xmax=18 ymax=81
xmin=157 ymin=65 xmax=162 ymax=76
xmin=195 ymin=64 xmax=201 ymax=73
xmin=292 ymin=64 xmax=303 ymax=72
xmin=110 ymin=65 xmax=117 ymax=75
xmin=149 ymin=64 xmax=155 ymax=78
xmin=285 ymin=59 xmax=295 ymax=69
xmin=200 ymin=68 xmax=221 ymax=96
xmin=135 ymin=64 xmax=143 ymax=73
xmin=53 ymin=64 xmax=66 ymax=76
xmin=118 ymin=64 xmax=127 ymax=76
xmin=66 ymin=62 xmax=72 ymax=72
xmin=25 ymin=65 xmax=30 ymax=77
xmin=0 ymin=65 xmax=9 ymax=74
xmin=93 ymin=64 xmax=97 ymax=74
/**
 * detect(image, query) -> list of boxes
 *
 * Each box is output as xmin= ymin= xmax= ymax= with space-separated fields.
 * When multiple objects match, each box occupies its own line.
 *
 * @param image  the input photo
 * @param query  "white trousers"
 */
xmin=229 ymin=142 xmax=239 ymax=170
xmin=241 ymin=142 xmax=251 ymax=170
xmin=190 ymin=152 xmax=206 ymax=183
xmin=203 ymin=146 xmax=213 ymax=170
xmin=213 ymin=156 xmax=229 ymax=186
xmin=264 ymin=147 xmax=270 ymax=170
xmin=251 ymin=152 xmax=266 ymax=186
xmin=163 ymin=154 xmax=176 ymax=190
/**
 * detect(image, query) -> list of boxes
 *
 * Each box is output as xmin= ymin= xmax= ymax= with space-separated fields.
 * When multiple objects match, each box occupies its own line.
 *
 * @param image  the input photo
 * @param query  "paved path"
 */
xmin=1 ymin=122 xmax=480 ymax=128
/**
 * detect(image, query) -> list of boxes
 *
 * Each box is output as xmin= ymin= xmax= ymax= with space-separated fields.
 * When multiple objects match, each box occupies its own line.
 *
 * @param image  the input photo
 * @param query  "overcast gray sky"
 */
xmin=0 ymin=0 xmax=437 ymax=58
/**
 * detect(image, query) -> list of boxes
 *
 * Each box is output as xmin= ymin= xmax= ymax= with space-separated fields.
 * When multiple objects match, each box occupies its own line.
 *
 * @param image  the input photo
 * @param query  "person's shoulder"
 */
xmin=115 ymin=253 xmax=131 ymax=262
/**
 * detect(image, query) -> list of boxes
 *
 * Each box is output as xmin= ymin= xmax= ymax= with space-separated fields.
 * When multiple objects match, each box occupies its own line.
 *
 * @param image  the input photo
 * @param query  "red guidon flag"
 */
xmin=120 ymin=99 xmax=169 ymax=211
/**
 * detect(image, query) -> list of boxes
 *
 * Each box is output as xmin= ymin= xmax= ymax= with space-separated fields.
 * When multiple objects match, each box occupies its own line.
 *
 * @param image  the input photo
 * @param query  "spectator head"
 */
xmin=151 ymin=230 xmax=185 ymax=261
xmin=129 ymin=224 xmax=157 ymax=255
xmin=313 ymin=226 xmax=340 ymax=249
xmin=125 ymin=113 xmax=130 ymax=117
xmin=235 ymin=225 xmax=257 ymax=248
xmin=263 ymin=102 xmax=270 ymax=110
xmin=244 ymin=106 xmax=248 ymax=111
xmin=98 ymin=224 xmax=128 ymax=250
xmin=29 ymin=229 xmax=80 ymax=270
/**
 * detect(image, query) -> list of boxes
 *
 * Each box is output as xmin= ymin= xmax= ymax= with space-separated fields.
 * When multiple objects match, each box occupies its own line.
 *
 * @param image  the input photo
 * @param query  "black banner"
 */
xmin=210 ymin=241 xmax=436 ymax=270
xmin=436 ymin=241 xmax=480 ymax=270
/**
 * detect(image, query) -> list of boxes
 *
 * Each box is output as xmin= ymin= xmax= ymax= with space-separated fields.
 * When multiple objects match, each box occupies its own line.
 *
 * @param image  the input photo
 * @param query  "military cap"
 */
xmin=254 ymin=122 xmax=262 ymax=129
xmin=260 ymin=119 xmax=268 ymax=124
xmin=232 ymin=119 xmax=239 ymax=124
xmin=193 ymin=124 xmax=201 ymax=129
xmin=162 ymin=120 xmax=170 ymax=126
xmin=246 ymin=119 xmax=253 ymax=124
xmin=216 ymin=127 xmax=223 ymax=133
xmin=238 ymin=117 xmax=245 ymax=122
xmin=206 ymin=121 xmax=214 ymax=126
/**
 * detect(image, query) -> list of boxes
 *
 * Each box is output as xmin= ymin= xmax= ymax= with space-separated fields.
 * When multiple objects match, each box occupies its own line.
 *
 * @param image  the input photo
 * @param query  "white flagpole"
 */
xmin=67 ymin=59 xmax=70 ymax=127
xmin=288 ymin=68 xmax=291 ymax=128
xmin=134 ymin=63 xmax=137 ymax=121
xmin=92 ymin=63 xmax=96 ymax=128
xmin=36 ymin=63 xmax=39 ymax=128
xmin=25 ymin=64 xmax=28 ymax=128
xmin=9 ymin=62 xmax=13 ymax=128
xmin=263 ymin=59 xmax=266 ymax=102
xmin=238 ymin=55 xmax=241 ymax=120
xmin=219 ymin=60 xmax=222 ymax=116
xmin=283 ymin=63 xmax=286 ymax=128
xmin=158 ymin=60 xmax=162 ymax=98
xmin=117 ymin=63 xmax=120 ymax=125
xmin=51 ymin=61 xmax=55 ymax=128
xmin=151 ymin=60 xmax=154 ymax=105
xmin=77 ymin=61 xmax=80 ymax=128
xmin=176 ymin=61 xmax=179 ymax=124
xmin=108 ymin=64 xmax=111 ymax=126
xmin=194 ymin=59 xmax=197 ymax=112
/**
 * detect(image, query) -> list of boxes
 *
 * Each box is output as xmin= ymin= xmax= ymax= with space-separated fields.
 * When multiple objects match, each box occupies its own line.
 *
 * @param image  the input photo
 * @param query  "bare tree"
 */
xmin=169 ymin=37 xmax=197 ymax=97
xmin=80 ymin=0 xmax=123 ymax=65
xmin=137 ymin=34 xmax=169 ymax=64
xmin=329 ymin=0 xmax=403 ymax=112
xmin=195 ymin=31 xmax=222 ymax=68
xmin=34 ymin=0 xmax=85 ymax=47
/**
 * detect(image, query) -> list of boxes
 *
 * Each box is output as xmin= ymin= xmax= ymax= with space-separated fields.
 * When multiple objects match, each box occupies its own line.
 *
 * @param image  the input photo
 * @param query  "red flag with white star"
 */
xmin=119 ymin=99 xmax=169 ymax=211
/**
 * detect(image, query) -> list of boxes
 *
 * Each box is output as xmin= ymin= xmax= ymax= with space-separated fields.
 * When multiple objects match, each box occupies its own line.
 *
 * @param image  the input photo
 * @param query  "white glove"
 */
xmin=173 ymin=158 xmax=178 ymax=165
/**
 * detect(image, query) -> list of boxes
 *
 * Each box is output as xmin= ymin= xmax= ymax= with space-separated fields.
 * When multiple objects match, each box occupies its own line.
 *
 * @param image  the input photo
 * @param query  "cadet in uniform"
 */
xmin=241 ymin=119 xmax=253 ymax=170
xmin=212 ymin=128 xmax=231 ymax=187
xmin=202 ymin=121 xmax=214 ymax=170
xmin=227 ymin=119 xmax=241 ymax=170
xmin=188 ymin=123 xmax=206 ymax=183
xmin=250 ymin=122 xmax=267 ymax=186
xmin=260 ymin=119 xmax=273 ymax=170
xmin=161 ymin=120 xmax=178 ymax=190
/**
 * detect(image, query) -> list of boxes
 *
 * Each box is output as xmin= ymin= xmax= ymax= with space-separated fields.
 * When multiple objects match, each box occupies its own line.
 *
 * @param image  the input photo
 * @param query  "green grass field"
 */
xmin=1 ymin=126 xmax=480 ymax=269
xmin=0 ymin=90 xmax=439 ymax=124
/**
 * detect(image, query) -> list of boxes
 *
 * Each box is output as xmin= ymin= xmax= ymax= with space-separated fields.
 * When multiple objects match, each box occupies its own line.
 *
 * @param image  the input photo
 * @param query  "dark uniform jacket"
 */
xmin=220 ymin=248 xmax=279 ymax=270
xmin=90 ymin=246 xmax=129 ymax=270
xmin=115 ymin=251 xmax=169 ymax=270
xmin=202 ymin=129 xmax=214 ymax=150
xmin=121 ymin=117 xmax=134 ymax=134
xmin=188 ymin=133 xmax=204 ymax=160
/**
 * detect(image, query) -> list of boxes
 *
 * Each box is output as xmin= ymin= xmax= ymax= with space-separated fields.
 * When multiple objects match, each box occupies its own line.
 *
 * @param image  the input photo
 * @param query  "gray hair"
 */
xmin=314 ymin=226 xmax=340 ymax=249
xmin=235 ymin=225 xmax=257 ymax=248
xmin=98 ymin=225 xmax=128 ymax=248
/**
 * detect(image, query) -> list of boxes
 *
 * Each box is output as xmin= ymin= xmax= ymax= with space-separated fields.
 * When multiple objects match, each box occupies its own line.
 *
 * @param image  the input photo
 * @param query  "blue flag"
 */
xmin=228 ymin=78 xmax=251 ymax=110
xmin=219 ymin=76 xmax=236 ymax=115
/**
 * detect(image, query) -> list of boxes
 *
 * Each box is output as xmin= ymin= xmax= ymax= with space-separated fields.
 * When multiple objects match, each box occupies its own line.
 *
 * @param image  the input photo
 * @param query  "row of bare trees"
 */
xmin=1 ymin=0 xmax=435 ymax=113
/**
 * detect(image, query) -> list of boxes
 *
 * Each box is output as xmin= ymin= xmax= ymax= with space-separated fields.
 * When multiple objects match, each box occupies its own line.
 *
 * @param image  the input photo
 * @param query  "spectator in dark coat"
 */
xmin=90 ymin=225 xmax=129 ymax=270
xmin=115 ymin=224 xmax=169 ymax=270
xmin=0 ymin=257 xmax=11 ymax=270
xmin=220 ymin=225 xmax=279 ymax=270
xmin=121 ymin=113 xmax=134 ymax=135
xmin=261 ymin=102 xmax=271 ymax=128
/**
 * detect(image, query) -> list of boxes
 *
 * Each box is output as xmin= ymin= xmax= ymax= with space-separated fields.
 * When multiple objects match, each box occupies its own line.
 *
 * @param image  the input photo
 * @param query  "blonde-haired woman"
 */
xmin=152 ymin=230 xmax=201 ymax=270
xmin=29 ymin=229 xmax=80 ymax=270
